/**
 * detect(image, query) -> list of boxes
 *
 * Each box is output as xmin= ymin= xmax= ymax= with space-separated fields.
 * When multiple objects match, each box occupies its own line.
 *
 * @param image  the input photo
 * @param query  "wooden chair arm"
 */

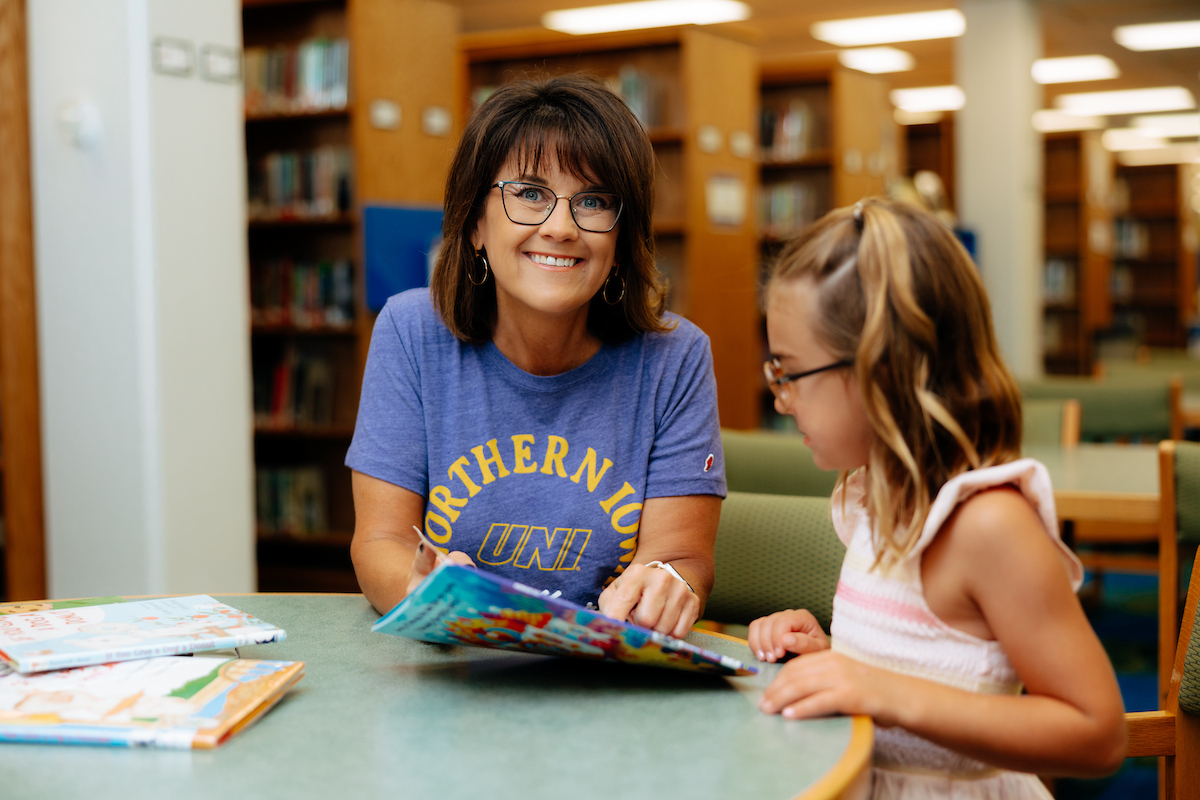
xmin=1127 ymin=709 xmax=1176 ymax=757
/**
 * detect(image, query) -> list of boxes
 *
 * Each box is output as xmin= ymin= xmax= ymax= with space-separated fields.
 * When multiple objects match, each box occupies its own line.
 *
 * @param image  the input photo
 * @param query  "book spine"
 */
xmin=18 ymin=630 xmax=287 ymax=674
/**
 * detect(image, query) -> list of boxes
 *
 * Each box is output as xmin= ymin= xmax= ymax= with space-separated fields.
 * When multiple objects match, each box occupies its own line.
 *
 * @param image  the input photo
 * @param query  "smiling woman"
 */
xmin=345 ymin=75 xmax=726 ymax=639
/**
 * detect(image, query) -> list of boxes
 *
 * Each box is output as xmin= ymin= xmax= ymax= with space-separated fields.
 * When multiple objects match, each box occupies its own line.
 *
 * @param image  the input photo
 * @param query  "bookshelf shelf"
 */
xmin=759 ymin=149 xmax=833 ymax=170
xmin=245 ymin=107 xmax=352 ymax=123
xmin=248 ymin=213 xmax=357 ymax=228
xmin=257 ymin=530 xmax=354 ymax=547
xmin=254 ymin=425 xmax=356 ymax=439
xmin=252 ymin=323 xmax=356 ymax=336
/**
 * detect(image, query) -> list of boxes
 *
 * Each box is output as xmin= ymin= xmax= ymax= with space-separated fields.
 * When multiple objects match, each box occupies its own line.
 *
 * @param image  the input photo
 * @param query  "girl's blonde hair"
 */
xmin=767 ymin=198 xmax=1023 ymax=565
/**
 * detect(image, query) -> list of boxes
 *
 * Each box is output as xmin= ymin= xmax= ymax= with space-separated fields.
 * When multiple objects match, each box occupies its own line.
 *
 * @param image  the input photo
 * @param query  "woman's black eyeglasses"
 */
xmin=492 ymin=181 xmax=622 ymax=233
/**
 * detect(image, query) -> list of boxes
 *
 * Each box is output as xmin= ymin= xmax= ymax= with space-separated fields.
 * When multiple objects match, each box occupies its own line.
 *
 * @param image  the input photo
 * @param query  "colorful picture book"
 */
xmin=0 ymin=596 xmax=287 ymax=674
xmin=0 ymin=655 xmax=304 ymax=748
xmin=372 ymin=562 xmax=757 ymax=676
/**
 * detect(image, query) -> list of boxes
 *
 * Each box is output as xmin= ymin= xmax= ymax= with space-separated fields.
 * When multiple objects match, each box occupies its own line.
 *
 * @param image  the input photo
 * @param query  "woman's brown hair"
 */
xmin=430 ymin=73 xmax=671 ymax=343
xmin=766 ymin=198 xmax=1023 ymax=564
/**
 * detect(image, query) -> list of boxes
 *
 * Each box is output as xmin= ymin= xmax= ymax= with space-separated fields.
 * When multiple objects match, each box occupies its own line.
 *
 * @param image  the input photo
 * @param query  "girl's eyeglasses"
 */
xmin=763 ymin=357 xmax=853 ymax=402
xmin=492 ymin=181 xmax=622 ymax=233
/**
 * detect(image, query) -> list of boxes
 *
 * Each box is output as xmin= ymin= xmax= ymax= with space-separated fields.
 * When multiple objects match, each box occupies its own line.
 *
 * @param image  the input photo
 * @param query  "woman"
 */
xmin=346 ymin=75 xmax=725 ymax=639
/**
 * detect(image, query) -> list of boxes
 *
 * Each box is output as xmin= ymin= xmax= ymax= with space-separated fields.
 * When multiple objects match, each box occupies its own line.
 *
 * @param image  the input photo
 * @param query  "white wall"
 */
xmin=956 ymin=0 xmax=1044 ymax=378
xmin=27 ymin=0 xmax=254 ymax=596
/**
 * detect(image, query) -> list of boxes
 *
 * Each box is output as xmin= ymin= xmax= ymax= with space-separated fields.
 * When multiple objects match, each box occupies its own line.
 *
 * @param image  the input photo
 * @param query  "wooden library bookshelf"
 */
xmin=757 ymin=56 xmax=897 ymax=429
xmin=1111 ymin=162 xmax=1199 ymax=351
xmin=905 ymin=117 xmax=955 ymax=212
xmin=1041 ymin=130 xmax=1113 ymax=376
xmin=461 ymin=25 xmax=762 ymax=430
xmin=242 ymin=0 xmax=459 ymax=591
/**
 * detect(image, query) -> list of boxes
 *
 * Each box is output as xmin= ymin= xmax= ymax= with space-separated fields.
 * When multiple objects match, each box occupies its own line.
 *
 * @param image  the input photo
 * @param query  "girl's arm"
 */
xmin=759 ymin=488 xmax=1127 ymax=777
xmin=349 ymin=471 xmax=474 ymax=614
xmin=597 ymin=494 xmax=720 ymax=639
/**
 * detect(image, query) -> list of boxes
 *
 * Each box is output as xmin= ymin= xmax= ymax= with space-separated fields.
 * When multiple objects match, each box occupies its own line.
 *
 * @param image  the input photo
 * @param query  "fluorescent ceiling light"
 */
xmin=890 ymin=85 xmax=965 ymax=114
xmin=1133 ymin=113 xmax=1200 ymax=138
xmin=1032 ymin=110 xmax=1104 ymax=133
xmin=1117 ymin=143 xmax=1200 ymax=166
xmin=894 ymin=109 xmax=943 ymax=125
xmin=1101 ymin=128 xmax=1167 ymax=152
xmin=838 ymin=47 xmax=914 ymax=74
xmin=542 ymin=0 xmax=749 ymax=35
xmin=1114 ymin=20 xmax=1200 ymax=52
xmin=1055 ymin=87 xmax=1195 ymax=116
xmin=812 ymin=9 xmax=964 ymax=47
xmin=1032 ymin=55 xmax=1119 ymax=85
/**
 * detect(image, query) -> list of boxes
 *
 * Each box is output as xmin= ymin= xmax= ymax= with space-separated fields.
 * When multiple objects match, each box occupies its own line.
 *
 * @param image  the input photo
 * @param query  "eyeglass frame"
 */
xmin=763 ymin=356 xmax=854 ymax=397
xmin=490 ymin=181 xmax=623 ymax=233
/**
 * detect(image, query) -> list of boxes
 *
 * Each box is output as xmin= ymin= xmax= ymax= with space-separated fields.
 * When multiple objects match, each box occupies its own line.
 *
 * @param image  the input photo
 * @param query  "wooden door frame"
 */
xmin=0 ymin=0 xmax=46 ymax=600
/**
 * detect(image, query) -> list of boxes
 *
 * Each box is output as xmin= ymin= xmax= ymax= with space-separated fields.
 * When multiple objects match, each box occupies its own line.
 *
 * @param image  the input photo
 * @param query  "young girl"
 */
xmin=748 ymin=198 xmax=1126 ymax=797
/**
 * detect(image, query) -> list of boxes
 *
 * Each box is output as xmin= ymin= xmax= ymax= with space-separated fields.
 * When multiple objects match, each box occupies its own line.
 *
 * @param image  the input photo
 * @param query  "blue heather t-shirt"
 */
xmin=346 ymin=289 xmax=726 ymax=606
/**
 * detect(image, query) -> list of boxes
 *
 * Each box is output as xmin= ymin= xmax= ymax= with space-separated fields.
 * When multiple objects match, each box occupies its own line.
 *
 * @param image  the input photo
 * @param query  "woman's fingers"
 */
xmin=598 ymin=564 xmax=700 ymax=637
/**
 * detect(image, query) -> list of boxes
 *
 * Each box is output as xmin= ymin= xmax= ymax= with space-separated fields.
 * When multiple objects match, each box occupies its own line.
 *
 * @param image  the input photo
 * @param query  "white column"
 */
xmin=27 ymin=0 xmax=254 ymax=596
xmin=956 ymin=0 xmax=1043 ymax=377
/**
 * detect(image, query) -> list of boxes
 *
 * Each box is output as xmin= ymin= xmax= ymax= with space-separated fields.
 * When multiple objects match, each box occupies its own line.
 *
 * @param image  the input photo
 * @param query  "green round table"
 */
xmin=0 ymin=594 xmax=872 ymax=799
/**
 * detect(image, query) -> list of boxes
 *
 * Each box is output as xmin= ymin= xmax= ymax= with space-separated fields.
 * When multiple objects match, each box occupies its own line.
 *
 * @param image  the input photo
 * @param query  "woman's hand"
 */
xmin=597 ymin=563 xmax=701 ymax=639
xmin=405 ymin=543 xmax=476 ymax=598
xmin=758 ymin=650 xmax=908 ymax=726
xmin=747 ymin=609 xmax=830 ymax=662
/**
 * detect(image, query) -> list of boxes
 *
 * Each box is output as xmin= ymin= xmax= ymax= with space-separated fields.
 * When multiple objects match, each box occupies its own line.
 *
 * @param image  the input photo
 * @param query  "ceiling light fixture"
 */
xmin=542 ymin=0 xmax=750 ymax=35
xmin=1055 ymin=87 xmax=1195 ymax=117
xmin=837 ymin=47 xmax=915 ymax=74
xmin=812 ymin=9 xmax=964 ymax=47
xmin=1133 ymin=113 xmax=1200 ymax=138
xmin=1101 ymin=128 xmax=1167 ymax=152
xmin=890 ymin=85 xmax=965 ymax=114
xmin=1114 ymin=20 xmax=1200 ymax=52
xmin=1031 ymin=55 xmax=1120 ymax=85
xmin=1117 ymin=143 xmax=1200 ymax=167
xmin=1031 ymin=110 xmax=1104 ymax=133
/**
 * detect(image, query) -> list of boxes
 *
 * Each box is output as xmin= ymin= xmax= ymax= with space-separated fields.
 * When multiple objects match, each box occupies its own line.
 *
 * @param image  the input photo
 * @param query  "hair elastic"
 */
xmin=853 ymin=200 xmax=865 ymax=230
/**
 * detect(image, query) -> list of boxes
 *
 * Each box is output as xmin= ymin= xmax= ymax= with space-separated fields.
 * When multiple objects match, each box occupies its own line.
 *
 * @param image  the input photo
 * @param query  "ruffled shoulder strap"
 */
xmin=910 ymin=458 xmax=1082 ymax=590
xmin=829 ymin=469 xmax=868 ymax=548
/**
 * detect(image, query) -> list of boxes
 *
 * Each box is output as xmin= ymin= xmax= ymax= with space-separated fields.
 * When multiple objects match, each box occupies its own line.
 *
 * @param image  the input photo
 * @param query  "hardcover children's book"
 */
xmin=0 ymin=655 xmax=304 ymax=748
xmin=372 ymin=562 xmax=757 ymax=676
xmin=0 ymin=596 xmax=287 ymax=674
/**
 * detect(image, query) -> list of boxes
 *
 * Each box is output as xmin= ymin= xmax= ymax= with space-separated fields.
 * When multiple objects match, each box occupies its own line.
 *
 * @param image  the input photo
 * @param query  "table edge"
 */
xmin=794 ymin=715 xmax=874 ymax=800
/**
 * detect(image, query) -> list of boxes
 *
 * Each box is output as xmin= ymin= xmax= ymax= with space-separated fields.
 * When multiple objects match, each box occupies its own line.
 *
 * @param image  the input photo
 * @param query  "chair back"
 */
xmin=705 ymin=491 xmax=846 ymax=630
xmin=1162 ymin=441 xmax=1200 ymax=707
xmin=1022 ymin=398 xmax=1081 ymax=447
xmin=1021 ymin=375 xmax=1181 ymax=442
xmin=722 ymin=429 xmax=839 ymax=498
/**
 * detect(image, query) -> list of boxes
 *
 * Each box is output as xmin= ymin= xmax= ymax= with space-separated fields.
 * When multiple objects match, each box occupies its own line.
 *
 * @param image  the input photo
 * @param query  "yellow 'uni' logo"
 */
xmin=476 ymin=524 xmax=592 ymax=571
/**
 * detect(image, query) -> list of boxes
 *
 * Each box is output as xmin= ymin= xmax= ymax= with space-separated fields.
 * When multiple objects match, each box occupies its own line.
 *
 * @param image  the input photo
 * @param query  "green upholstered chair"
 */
xmin=1127 ymin=542 xmax=1200 ymax=798
xmin=702 ymin=491 xmax=846 ymax=637
xmin=721 ymin=429 xmax=839 ymax=498
xmin=1019 ymin=375 xmax=1182 ymax=443
xmin=1159 ymin=441 xmax=1200 ymax=708
xmin=1021 ymin=398 xmax=1081 ymax=447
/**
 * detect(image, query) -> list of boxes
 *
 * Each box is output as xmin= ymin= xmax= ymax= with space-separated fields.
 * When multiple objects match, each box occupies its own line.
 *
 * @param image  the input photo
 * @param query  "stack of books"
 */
xmin=0 ymin=596 xmax=301 ymax=748
xmin=244 ymin=38 xmax=350 ymax=116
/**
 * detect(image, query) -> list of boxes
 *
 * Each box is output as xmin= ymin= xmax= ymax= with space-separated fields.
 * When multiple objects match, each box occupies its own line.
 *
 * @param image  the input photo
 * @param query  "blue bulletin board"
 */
xmin=363 ymin=204 xmax=444 ymax=312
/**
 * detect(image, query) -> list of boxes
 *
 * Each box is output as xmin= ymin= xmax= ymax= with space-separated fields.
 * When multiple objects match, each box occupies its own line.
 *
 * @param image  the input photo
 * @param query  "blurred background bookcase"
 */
xmin=1110 ymin=162 xmax=1199 ymax=352
xmin=1041 ymin=130 xmax=1113 ymax=376
xmin=243 ymin=0 xmax=459 ymax=591
xmin=757 ymin=56 xmax=898 ymax=429
xmin=904 ymin=117 xmax=954 ymax=212
xmin=461 ymin=25 xmax=762 ymax=430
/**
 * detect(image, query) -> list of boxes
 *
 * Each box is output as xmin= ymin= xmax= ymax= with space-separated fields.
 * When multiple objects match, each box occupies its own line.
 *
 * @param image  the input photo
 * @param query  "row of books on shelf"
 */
xmin=252 ymin=259 xmax=355 ymax=328
xmin=1114 ymin=218 xmax=1151 ymax=259
xmin=253 ymin=344 xmax=336 ymax=429
xmin=760 ymin=99 xmax=818 ymax=163
xmin=474 ymin=65 xmax=669 ymax=129
xmin=244 ymin=38 xmax=349 ymax=116
xmin=248 ymin=147 xmax=353 ymax=221
xmin=759 ymin=180 xmax=824 ymax=239
xmin=256 ymin=466 xmax=328 ymax=537
xmin=1043 ymin=258 xmax=1076 ymax=304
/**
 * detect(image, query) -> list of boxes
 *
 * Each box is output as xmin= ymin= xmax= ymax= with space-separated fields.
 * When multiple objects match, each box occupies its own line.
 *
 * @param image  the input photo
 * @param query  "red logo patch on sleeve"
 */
xmin=703 ymin=453 xmax=714 ymax=472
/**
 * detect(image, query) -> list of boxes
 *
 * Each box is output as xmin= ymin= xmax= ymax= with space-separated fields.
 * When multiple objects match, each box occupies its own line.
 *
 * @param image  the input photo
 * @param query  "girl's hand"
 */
xmin=747 ymin=609 xmax=830 ymax=662
xmin=405 ymin=543 xmax=475 ymax=598
xmin=759 ymin=650 xmax=907 ymax=726
xmin=597 ymin=563 xmax=701 ymax=639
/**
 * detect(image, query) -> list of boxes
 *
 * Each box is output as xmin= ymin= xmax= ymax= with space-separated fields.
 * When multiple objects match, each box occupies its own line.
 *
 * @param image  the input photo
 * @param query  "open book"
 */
xmin=372 ymin=562 xmax=757 ymax=676
xmin=0 ymin=654 xmax=303 ymax=748
xmin=0 ymin=596 xmax=286 ymax=674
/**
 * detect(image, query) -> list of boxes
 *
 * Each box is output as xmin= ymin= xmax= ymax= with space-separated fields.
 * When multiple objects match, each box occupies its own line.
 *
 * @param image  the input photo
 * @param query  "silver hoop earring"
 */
xmin=602 ymin=271 xmax=625 ymax=305
xmin=469 ymin=248 xmax=489 ymax=286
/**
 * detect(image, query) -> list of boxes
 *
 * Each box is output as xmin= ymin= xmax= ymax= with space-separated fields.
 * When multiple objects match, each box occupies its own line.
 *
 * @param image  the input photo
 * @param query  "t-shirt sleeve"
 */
xmin=643 ymin=326 xmax=727 ymax=499
xmin=344 ymin=296 xmax=429 ymax=497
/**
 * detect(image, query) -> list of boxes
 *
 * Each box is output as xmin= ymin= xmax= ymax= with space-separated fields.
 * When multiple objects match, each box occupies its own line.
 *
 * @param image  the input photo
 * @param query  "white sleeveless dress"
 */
xmin=829 ymin=459 xmax=1083 ymax=799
